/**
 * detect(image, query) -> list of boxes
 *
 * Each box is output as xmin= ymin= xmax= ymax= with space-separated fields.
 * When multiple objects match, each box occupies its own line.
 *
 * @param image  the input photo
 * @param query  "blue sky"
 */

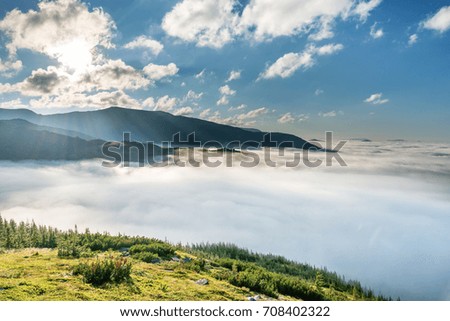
xmin=0 ymin=0 xmax=449 ymax=141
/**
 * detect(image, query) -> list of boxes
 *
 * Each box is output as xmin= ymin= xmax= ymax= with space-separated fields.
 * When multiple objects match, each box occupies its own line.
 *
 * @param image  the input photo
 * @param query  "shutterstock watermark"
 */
xmin=101 ymin=132 xmax=347 ymax=168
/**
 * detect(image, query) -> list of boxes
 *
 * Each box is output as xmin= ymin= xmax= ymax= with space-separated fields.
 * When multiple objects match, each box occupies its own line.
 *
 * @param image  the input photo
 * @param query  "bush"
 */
xmin=182 ymin=259 xmax=206 ymax=272
xmin=129 ymin=243 xmax=175 ymax=259
xmin=73 ymin=256 xmax=132 ymax=286
xmin=57 ymin=241 xmax=82 ymax=258
xmin=132 ymin=252 xmax=159 ymax=263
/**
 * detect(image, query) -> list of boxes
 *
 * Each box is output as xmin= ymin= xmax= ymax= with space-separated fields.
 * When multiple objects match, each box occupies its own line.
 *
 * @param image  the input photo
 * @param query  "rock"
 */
xmin=183 ymin=257 xmax=192 ymax=263
xmin=247 ymin=297 xmax=256 ymax=301
xmin=172 ymin=256 xmax=181 ymax=262
xmin=195 ymin=278 xmax=209 ymax=286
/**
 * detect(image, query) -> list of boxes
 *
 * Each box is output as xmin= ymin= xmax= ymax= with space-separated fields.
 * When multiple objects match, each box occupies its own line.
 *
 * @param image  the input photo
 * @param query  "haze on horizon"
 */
xmin=0 ymin=0 xmax=449 ymax=142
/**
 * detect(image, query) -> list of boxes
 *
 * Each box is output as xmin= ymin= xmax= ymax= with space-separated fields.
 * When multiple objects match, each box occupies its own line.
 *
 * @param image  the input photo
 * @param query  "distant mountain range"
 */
xmin=0 ymin=107 xmax=322 ymax=161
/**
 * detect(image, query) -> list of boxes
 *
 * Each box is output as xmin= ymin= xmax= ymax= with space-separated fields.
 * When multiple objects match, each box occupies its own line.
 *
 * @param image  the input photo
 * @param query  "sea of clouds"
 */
xmin=1 ymin=140 xmax=450 ymax=300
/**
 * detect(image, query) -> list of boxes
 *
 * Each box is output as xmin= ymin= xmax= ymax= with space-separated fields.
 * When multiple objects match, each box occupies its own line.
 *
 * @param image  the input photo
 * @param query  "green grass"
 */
xmin=0 ymin=248 xmax=281 ymax=301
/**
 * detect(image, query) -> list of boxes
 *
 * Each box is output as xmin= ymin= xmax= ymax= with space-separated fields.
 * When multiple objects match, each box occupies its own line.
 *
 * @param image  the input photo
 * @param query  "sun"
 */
xmin=48 ymin=38 xmax=93 ymax=74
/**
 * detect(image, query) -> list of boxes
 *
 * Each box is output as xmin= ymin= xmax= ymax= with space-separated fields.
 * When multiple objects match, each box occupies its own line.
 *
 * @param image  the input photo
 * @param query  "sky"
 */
xmin=0 ymin=0 xmax=449 ymax=141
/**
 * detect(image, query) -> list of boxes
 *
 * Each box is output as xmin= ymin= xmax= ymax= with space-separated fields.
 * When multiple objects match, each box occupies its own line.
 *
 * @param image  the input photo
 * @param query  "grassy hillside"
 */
xmin=0 ymin=216 xmax=387 ymax=301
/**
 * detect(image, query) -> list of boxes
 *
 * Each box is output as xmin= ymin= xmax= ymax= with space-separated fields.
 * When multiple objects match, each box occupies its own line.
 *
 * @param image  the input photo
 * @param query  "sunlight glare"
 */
xmin=48 ymin=38 xmax=93 ymax=73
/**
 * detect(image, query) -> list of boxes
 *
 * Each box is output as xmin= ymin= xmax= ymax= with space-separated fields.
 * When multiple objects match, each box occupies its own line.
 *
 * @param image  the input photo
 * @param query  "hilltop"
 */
xmin=0 ymin=216 xmax=386 ymax=301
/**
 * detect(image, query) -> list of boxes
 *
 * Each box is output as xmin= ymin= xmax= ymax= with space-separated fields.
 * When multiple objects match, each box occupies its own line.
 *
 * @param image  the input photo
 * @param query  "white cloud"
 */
xmin=315 ymin=89 xmax=324 ymax=96
xmin=142 ymin=97 xmax=155 ymax=109
xmin=226 ymin=70 xmax=241 ymax=82
xmin=0 ymin=58 xmax=23 ymax=77
xmin=308 ymin=16 xmax=335 ymax=41
xmin=162 ymin=0 xmax=237 ymax=48
xmin=217 ymin=85 xmax=236 ymax=106
xmin=318 ymin=110 xmax=337 ymax=117
xmin=408 ymin=34 xmax=418 ymax=46
xmin=173 ymin=106 xmax=194 ymax=116
xmin=0 ymin=0 xmax=115 ymax=72
xmin=0 ymin=98 xmax=27 ymax=109
xmin=29 ymin=90 xmax=142 ymax=109
xmin=154 ymin=95 xmax=178 ymax=112
xmin=422 ymin=6 xmax=450 ymax=33
xmin=364 ymin=92 xmax=389 ymax=105
xmin=161 ymin=0 xmax=382 ymax=48
xmin=199 ymin=108 xmax=212 ymax=118
xmin=219 ymin=85 xmax=236 ymax=96
xmin=259 ymin=43 xmax=344 ymax=79
xmin=82 ymin=59 xmax=150 ymax=91
xmin=240 ymin=0 xmax=352 ymax=42
xmin=235 ymin=107 xmax=268 ymax=123
xmin=143 ymin=63 xmax=179 ymax=81
xmin=204 ymin=107 xmax=268 ymax=126
xmin=1 ymin=59 xmax=151 ymax=97
xmin=216 ymin=96 xmax=230 ymax=106
xmin=298 ymin=114 xmax=310 ymax=122
xmin=124 ymin=35 xmax=164 ymax=56
xmin=185 ymin=90 xmax=204 ymax=101
xmin=195 ymin=69 xmax=206 ymax=79
xmin=370 ymin=23 xmax=384 ymax=39
xmin=278 ymin=112 xmax=295 ymax=124
xmin=228 ymin=104 xmax=246 ymax=112
xmin=352 ymin=0 xmax=382 ymax=22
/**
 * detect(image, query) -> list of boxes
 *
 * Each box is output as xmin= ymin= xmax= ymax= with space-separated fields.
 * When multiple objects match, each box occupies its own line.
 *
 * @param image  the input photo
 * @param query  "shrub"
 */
xmin=73 ymin=256 xmax=132 ymax=286
xmin=57 ymin=241 xmax=82 ymax=258
xmin=132 ymin=252 xmax=159 ymax=263
xmin=182 ymin=259 xmax=206 ymax=272
xmin=129 ymin=243 xmax=175 ymax=259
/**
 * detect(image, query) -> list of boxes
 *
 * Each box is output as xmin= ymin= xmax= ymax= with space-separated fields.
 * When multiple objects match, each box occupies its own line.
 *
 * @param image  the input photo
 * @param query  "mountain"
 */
xmin=0 ymin=107 xmax=320 ymax=150
xmin=0 ymin=119 xmax=105 ymax=160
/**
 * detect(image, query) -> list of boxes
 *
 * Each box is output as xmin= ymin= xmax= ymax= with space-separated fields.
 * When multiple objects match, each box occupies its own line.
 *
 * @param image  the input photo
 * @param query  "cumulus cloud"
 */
xmin=199 ymin=108 xmax=212 ymax=119
xmin=81 ymin=59 xmax=150 ymax=91
xmin=370 ymin=23 xmax=384 ymax=39
xmin=123 ymin=35 xmax=164 ymax=56
xmin=143 ymin=63 xmax=179 ymax=81
xmin=315 ymin=89 xmax=324 ymax=96
xmin=278 ymin=112 xmax=295 ymax=124
xmin=240 ymin=0 xmax=350 ymax=42
xmin=219 ymin=85 xmax=236 ymax=96
xmin=422 ymin=6 xmax=450 ymax=33
xmin=318 ymin=110 xmax=337 ymax=117
xmin=1 ymin=140 xmax=450 ymax=300
xmin=0 ymin=98 xmax=27 ymax=109
xmin=162 ymin=0 xmax=238 ymax=48
xmin=203 ymin=107 xmax=268 ymax=126
xmin=153 ymin=95 xmax=178 ymax=112
xmin=28 ymin=90 xmax=142 ymax=109
xmin=226 ymin=70 xmax=241 ymax=82
xmin=279 ymin=112 xmax=310 ymax=123
xmin=1 ymin=59 xmax=151 ymax=97
xmin=173 ymin=106 xmax=194 ymax=116
xmin=352 ymin=0 xmax=382 ymax=22
xmin=228 ymin=104 xmax=246 ymax=112
xmin=408 ymin=34 xmax=418 ymax=46
xmin=142 ymin=97 xmax=155 ymax=109
xmin=364 ymin=92 xmax=389 ymax=105
xmin=217 ymin=85 xmax=236 ymax=106
xmin=0 ymin=0 xmax=115 ymax=70
xmin=161 ymin=0 xmax=382 ymax=48
xmin=216 ymin=96 xmax=230 ymax=106
xmin=260 ymin=43 xmax=344 ymax=79
xmin=0 ymin=58 xmax=23 ymax=77
xmin=0 ymin=0 xmax=181 ymax=110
